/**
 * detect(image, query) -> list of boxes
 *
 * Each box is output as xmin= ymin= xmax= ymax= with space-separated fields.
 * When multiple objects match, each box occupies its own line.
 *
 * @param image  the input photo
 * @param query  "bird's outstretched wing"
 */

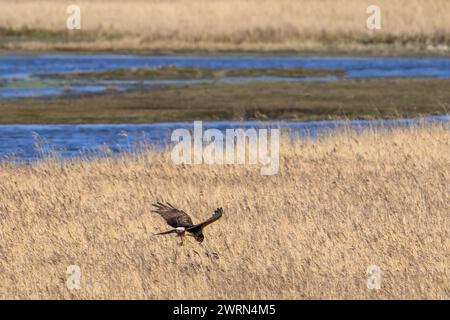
xmin=152 ymin=202 xmax=194 ymax=228
xmin=188 ymin=207 xmax=223 ymax=230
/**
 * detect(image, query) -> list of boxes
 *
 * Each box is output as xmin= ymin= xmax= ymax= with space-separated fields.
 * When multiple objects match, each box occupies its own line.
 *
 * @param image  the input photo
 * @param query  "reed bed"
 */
xmin=1 ymin=0 xmax=449 ymax=52
xmin=0 ymin=124 xmax=448 ymax=299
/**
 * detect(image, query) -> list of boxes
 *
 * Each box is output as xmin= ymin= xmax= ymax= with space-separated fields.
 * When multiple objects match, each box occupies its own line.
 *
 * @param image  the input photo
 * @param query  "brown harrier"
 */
xmin=152 ymin=202 xmax=223 ymax=246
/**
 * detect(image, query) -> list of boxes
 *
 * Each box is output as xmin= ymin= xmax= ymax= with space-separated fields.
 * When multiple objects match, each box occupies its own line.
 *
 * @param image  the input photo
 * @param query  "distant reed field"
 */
xmin=0 ymin=0 xmax=449 ymax=52
xmin=0 ymin=125 xmax=448 ymax=299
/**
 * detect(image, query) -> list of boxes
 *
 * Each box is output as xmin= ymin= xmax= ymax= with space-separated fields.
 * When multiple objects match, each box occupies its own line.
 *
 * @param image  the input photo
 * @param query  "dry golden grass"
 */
xmin=0 ymin=125 xmax=449 ymax=299
xmin=1 ymin=0 xmax=450 ymax=52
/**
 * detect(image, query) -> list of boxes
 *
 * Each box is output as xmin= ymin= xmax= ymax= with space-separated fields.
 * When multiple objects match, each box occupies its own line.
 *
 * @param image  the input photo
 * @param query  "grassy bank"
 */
xmin=1 ymin=0 xmax=449 ymax=55
xmin=1 ymin=78 xmax=449 ymax=124
xmin=42 ymin=66 xmax=346 ymax=80
xmin=0 ymin=125 xmax=448 ymax=299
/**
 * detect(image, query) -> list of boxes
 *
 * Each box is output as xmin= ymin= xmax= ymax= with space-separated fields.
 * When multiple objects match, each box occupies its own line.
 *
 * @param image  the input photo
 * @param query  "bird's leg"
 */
xmin=179 ymin=234 xmax=184 ymax=246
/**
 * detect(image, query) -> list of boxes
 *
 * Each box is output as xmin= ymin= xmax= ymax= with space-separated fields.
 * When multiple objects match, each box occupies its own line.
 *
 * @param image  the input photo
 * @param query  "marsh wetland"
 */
xmin=0 ymin=54 xmax=449 ymax=160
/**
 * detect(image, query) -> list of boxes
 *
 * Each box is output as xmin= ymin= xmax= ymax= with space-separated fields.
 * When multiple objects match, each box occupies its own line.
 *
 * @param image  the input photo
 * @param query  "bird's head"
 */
xmin=194 ymin=232 xmax=204 ymax=243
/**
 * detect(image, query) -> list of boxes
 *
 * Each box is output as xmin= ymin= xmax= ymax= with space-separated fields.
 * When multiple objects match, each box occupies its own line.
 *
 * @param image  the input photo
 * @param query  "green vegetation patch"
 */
xmin=0 ymin=78 xmax=448 ymax=124
xmin=38 ymin=65 xmax=347 ymax=80
xmin=0 ymin=27 xmax=121 ymax=43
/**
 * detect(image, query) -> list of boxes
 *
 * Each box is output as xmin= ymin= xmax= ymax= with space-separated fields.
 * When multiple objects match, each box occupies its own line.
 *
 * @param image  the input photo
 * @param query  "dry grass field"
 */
xmin=0 ymin=124 xmax=448 ymax=299
xmin=1 ymin=0 xmax=450 ymax=53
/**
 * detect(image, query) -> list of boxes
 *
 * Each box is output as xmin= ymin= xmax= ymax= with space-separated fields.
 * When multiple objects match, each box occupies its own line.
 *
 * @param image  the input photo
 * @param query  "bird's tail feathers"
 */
xmin=155 ymin=229 xmax=177 ymax=236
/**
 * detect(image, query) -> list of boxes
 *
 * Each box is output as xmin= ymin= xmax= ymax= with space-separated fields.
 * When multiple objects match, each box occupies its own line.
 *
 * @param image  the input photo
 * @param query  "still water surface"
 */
xmin=0 ymin=116 xmax=448 ymax=162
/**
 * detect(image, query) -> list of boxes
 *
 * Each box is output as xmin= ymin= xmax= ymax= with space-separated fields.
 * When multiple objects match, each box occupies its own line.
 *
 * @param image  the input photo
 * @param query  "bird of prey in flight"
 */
xmin=152 ymin=202 xmax=223 ymax=246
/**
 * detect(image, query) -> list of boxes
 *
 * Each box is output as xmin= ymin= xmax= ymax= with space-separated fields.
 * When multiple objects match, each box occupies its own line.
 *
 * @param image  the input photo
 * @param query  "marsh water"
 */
xmin=2 ymin=55 xmax=450 ymax=99
xmin=0 ymin=54 xmax=449 ymax=161
xmin=0 ymin=116 xmax=448 ymax=161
